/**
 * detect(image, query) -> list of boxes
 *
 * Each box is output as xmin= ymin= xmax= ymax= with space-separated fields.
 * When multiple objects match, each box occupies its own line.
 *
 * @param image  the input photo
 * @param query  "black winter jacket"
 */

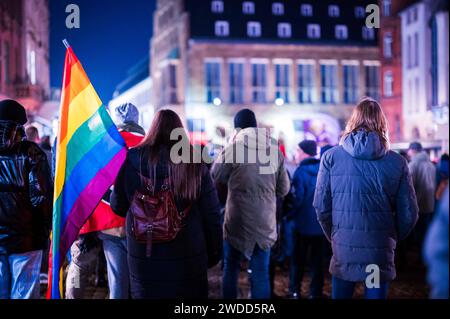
xmin=0 ymin=121 xmax=53 ymax=254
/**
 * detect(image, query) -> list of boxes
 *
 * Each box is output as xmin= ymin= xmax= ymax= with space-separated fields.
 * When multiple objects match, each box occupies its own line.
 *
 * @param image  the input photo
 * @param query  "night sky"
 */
xmin=50 ymin=0 xmax=156 ymax=102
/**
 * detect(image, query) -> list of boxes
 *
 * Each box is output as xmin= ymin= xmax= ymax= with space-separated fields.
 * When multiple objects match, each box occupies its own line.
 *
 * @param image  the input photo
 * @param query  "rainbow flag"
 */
xmin=47 ymin=44 xmax=127 ymax=298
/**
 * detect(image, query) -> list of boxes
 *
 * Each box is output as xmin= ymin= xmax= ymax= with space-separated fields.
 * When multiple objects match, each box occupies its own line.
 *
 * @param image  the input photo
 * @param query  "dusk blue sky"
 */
xmin=50 ymin=0 xmax=155 ymax=102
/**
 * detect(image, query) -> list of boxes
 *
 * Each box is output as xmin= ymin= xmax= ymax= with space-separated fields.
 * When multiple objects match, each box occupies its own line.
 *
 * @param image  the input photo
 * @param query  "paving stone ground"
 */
xmin=41 ymin=256 xmax=429 ymax=299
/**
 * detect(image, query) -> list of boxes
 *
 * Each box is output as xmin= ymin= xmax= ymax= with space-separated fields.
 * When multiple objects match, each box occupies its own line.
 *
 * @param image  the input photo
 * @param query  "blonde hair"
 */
xmin=341 ymin=97 xmax=390 ymax=149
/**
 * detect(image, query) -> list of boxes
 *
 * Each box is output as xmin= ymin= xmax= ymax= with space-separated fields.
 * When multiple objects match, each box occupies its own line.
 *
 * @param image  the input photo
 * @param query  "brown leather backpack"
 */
xmin=129 ymin=167 xmax=190 ymax=257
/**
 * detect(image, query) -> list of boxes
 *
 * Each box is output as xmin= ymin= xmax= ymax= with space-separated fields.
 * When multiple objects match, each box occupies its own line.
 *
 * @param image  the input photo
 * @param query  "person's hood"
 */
xmin=342 ymin=130 xmax=387 ymax=160
xmin=299 ymin=157 xmax=320 ymax=176
xmin=411 ymin=151 xmax=431 ymax=163
xmin=234 ymin=127 xmax=276 ymax=150
xmin=0 ymin=120 xmax=26 ymax=152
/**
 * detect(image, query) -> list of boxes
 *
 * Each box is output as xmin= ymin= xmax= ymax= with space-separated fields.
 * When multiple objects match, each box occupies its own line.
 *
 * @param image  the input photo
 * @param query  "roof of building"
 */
xmin=186 ymin=0 xmax=378 ymax=46
xmin=113 ymin=55 xmax=150 ymax=97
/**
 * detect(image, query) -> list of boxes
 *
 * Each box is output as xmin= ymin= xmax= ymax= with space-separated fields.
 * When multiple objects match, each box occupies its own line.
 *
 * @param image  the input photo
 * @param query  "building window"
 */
xmin=251 ymin=63 xmax=267 ymax=103
xmin=362 ymin=27 xmax=375 ymax=40
xmin=407 ymin=7 xmax=418 ymax=24
xmin=187 ymin=119 xmax=206 ymax=132
xmin=272 ymin=2 xmax=284 ymax=16
xmin=414 ymin=32 xmax=419 ymax=67
xmin=335 ymin=25 xmax=348 ymax=40
xmin=301 ymin=4 xmax=313 ymax=17
xmin=229 ymin=62 xmax=244 ymax=104
xmin=215 ymin=21 xmax=229 ymax=37
xmin=278 ymin=23 xmax=292 ymax=38
xmin=161 ymin=64 xmax=178 ymax=105
xmin=415 ymin=77 xmax=420 ymax=112
xmin=365 ymin=65 xmax=380 ymax=101
xmin=383 ymin=71 xmax=394 ymax=97
xmin=3 ymin=42 xmax=10 ymax=85
xmin=307 ymin=24 xmax=321 ymax=39
xmin=328 ymin=5 xmax=340 ymax=18
xmin=298 ymin=63 xmax=315 ymax=103
xmin=407 ymin=35 xmax=412 ymax=68
xmin=205 ymin=61 xmax=222 ymax=103
xmin=383 ymin=32 xmax=393 ymax=58
xmin=355 ymin=6 xmax=365 ymax=18
xmin=247 ymin=21 xmax=262 ymax=37
xmin=275 ymin=63 xmax=290 ymax=103
xmin=431 ymin=17 xmax=438 ymax=106
xmin=27 ymin=50 xmax=37 ymax=85
xmin=242 ymin=1 xmax=255 ymax=15
xmin=382 ymin=0 xmax=391 ymax=17
xmin=211 ymin=1 xmax=224 ymax=13
xmin=343 ymin=64 xmax=359 ymax=104
xmin=321 ymin=64 xmax=338 ymax=104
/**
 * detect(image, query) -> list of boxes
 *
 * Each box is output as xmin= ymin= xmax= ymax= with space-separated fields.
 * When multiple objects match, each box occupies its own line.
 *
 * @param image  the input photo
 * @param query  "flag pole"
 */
xmin=62 ymin=39 xmax=70 ymax=49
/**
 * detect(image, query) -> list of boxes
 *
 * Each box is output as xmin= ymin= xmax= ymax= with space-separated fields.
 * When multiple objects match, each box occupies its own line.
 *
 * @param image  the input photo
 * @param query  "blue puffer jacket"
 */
xmin=313 ymin=130 xmax=419 ymax=282
xmin=292 ymin=157 xmax=323 ymax=236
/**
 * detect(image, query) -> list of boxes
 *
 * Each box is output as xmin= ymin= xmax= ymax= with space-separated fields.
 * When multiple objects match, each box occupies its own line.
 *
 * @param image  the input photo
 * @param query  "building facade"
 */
xmin=400 ymin=0 xmax=449 ymax=152
xmin=151 ymin=0 xmax=381 ymax=154
xmin=378 ymin=0 xmax=416 ymax=143
xmin=109 ymin=56 xmax=154 ymax=130
xmin=0 ymin=0 xmax=50 ymax=114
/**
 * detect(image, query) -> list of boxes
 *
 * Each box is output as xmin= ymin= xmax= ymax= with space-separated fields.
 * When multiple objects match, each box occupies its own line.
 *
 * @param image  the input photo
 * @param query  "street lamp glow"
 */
xmin=275 ymin=98 xmax=284 ymax=106
xmin=213 ymin=97 xmax=222 ymax=106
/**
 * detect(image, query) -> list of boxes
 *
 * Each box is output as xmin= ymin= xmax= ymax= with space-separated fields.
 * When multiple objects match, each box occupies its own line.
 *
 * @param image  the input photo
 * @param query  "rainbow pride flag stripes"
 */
xmin=47 ymin=45 xmax=127 ymax=298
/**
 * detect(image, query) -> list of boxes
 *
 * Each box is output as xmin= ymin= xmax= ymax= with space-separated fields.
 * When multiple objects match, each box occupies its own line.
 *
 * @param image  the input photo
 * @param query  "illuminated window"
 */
xmin=335 ymin=25 xmax=348 ymax=40
xmin=272 ymin=3 xmax=284 ymax=16
xmin=229 ymin=62 xmax=244 ymax=104
xmin=247 ymin=21 xmax=261 ymax=37
xmin=362 ymin=26 xmax=375 ymax=40
xmin=215 ymin=21 xmax=229 ymax=37
xmin=243 ymin=1 xmax=255 ymax=15
xmin=321 ymin=64 xmax=338 ymax=104
xmin=298 ymin=63 xmax=315 ymax=103
xmin=251 ymin=63 xmax=267 ymax=103
xmin=383 ymin=32 xmax=393 ymax=58
xmin=275 ymin=63 xmax=290 ymax=103
xmin=365 ymin=65 xmax=380 ymax=101
xmin=355 ymin=6 xmax=365 ymax=18
xmin=383 ymin=71 xmax=394 ymax=97
xmin=343 ymin=64 xmax=359 ymax=104
xmin=205 ymin=61 xmax=222 ymax=103
xmin=301 ymin=4 xmax=313 ymax=17
xmin=278 ymin=23 xmax=292 ymax=38
xmin=328 ymin=5 xmax=340 ymax=17
xmin=211 ymin=1 xmax=224 ymax=13
xmin=307 ymin=24 xmax=321 ymax=39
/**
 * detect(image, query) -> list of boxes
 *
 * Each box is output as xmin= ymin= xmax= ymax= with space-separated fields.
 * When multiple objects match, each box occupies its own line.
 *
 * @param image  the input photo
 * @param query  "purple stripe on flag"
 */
xmin=58 ymin=148 xmax=127 ymax=263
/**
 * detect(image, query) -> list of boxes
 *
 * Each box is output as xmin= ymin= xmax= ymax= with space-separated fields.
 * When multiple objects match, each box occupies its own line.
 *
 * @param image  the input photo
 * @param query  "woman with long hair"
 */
xmin=313 ymin=98 xmax=419 ymax=299
xmin=111 ymin=109 xmax=222 ymax=299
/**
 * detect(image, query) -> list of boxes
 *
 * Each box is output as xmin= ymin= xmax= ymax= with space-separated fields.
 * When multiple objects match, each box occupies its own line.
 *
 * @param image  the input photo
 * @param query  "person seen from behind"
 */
xmin=211 ymin=109 xmax=290 ymax=299
xmin=313 ymin=98 xmax=419 ymax=299
xmin=111 ymin=109 xmax=222 ymax=299
xmin=289 ymin=140 xmax=325 ymax=299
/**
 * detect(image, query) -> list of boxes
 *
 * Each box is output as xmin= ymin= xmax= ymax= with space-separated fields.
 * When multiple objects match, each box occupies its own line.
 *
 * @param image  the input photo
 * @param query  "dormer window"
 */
xmin=272 ymin=2 xmax=284 ymax=16
xmin=301 ymin=4 xmax=313 ymax=17
xmin=215 ymin=21 xmax=229 ymax=37
xmin=355 ymin=6 xmax=365 ymax=18
xmin=362 ymin=26 xmax=375 ymax=40
xmin=211 ymin=1 xmax=224 ymax=13
xmin=278 ymin=23 xmax=292 ymax=38
xmin=328 ymin=5 xmax=340 ymax=17
xmin=247 ymin=21 xmax=262 ymax=37
xmin=335 ymin=25 xmax=348 ymax=40
xmin=307 ymin=24 xmax=321 ymax=39
xmin=243 ymin=1 xmax=255 ymax=15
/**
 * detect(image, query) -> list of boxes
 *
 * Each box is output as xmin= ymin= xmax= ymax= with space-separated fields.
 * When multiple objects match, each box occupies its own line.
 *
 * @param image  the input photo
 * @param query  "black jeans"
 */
xmin=289 ymin=233 xmax=325 ymax=298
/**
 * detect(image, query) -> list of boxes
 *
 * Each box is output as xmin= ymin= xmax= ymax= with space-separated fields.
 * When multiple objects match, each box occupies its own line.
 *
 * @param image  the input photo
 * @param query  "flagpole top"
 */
xmin=62 ymin=39 xmax=70 ymax=49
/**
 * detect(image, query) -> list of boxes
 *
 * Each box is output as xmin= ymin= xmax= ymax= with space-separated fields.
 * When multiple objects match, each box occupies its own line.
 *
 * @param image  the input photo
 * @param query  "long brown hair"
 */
xmin=341 ymin=97 xmax=390 ymax=149
xmin=139 ymin=109 xmax=202 ymax=201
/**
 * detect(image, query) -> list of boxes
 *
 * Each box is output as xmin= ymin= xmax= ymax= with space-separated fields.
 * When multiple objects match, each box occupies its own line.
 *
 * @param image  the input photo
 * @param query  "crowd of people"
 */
xmin=0 ymin=97 xmax=448 ymax=299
